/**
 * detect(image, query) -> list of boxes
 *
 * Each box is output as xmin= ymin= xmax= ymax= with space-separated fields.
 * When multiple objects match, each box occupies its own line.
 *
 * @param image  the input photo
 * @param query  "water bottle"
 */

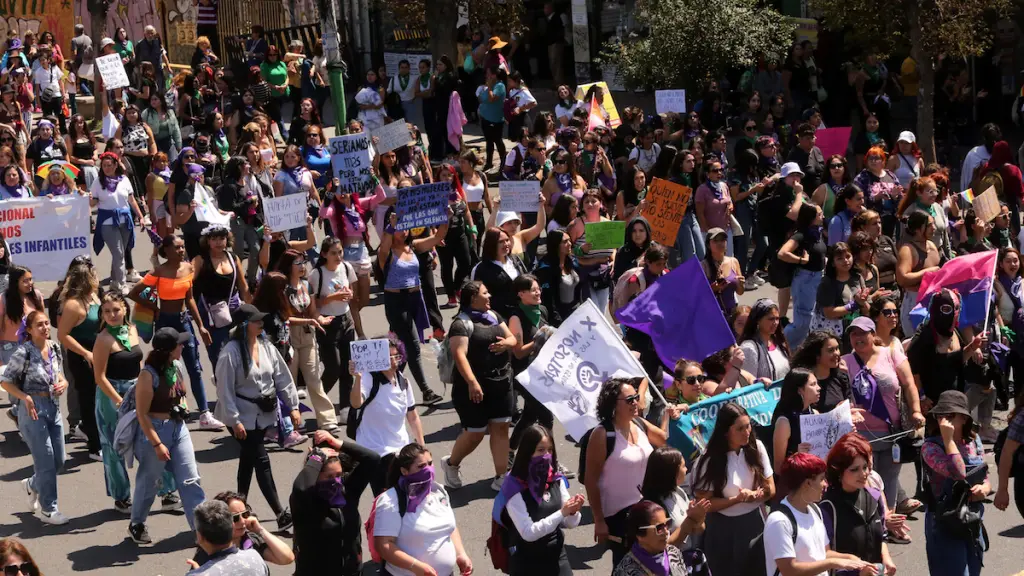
xmin=429 ymin=338 xmax=443 ymax=361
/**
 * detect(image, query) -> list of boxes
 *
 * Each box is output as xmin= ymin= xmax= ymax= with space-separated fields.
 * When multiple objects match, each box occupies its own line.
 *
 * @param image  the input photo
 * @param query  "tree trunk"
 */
xmin=908 ymin=1 xmax=935 ymax=163
xmin=425 ymin=0 xmax=458 ymax=64
xmin=89 ymin=1 xmax=108 ymax=124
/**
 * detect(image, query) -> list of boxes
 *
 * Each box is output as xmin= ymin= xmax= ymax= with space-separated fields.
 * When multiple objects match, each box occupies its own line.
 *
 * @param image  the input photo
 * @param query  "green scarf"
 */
xmin=163 ymin=364 xmax=178 ymax=387
xmin=399 ymin=73 xmax=410 ymax=92
xmin=915 ymin=200 xmax=937 ymax=218
xmin=519 ymin=302 xmax=542 ymax=326
xmin=107 ymin=324 xmax=132 ymax=350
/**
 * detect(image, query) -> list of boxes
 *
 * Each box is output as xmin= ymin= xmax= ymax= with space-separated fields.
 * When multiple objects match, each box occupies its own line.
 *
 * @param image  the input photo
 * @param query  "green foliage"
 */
xmin=379 ymin=0 xmax=525 ymax=35
xmin=602 ymin=0 xmax=795 ymax=92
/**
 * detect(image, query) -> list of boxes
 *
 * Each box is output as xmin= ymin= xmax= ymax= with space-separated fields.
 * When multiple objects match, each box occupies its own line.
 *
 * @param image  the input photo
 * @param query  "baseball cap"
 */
xmin=232 ymin=303 xmax=268 ymax=325
xmin=152 ymin=327 xmax=190 ymax=351
xmin=897 ymin=131 xmax=916 ymax=144
xmin=846 ymin=317 xmax=876 ymax=334
xmin=705 ymin=227 xmax=727 ymax=242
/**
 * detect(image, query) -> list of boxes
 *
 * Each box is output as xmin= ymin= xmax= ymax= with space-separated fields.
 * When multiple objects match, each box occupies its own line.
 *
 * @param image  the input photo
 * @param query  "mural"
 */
xmin=73 ymin=0 xmax=163 ymax=44
xmin=0 ymin=0 xmax=75 ymax=55
xmin=164 ymin=0 xmax=197 ymax=64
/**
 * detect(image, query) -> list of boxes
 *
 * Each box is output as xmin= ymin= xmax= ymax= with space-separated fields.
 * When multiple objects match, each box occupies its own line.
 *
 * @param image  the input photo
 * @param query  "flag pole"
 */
xmin=589 ymin=300 xmax=669 ymax=407
xmin=982 ymin=249 xmax=997 ymax=336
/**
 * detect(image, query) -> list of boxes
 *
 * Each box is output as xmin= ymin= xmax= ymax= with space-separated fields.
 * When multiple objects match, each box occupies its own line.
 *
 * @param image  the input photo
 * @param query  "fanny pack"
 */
xmin=238 ymin=392 xmax=279 ymax=413
xmin=203 ymin=257 xmax=240 ymax=328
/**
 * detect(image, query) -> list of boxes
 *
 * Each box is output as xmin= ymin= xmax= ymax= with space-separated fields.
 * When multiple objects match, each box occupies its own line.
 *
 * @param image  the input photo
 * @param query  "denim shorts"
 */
xmin=343 ymin=242 xmax=372 ymax=276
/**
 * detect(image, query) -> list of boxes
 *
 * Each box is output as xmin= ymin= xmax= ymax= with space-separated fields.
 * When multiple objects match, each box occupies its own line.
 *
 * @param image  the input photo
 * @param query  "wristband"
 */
xmin=152 ymin=442 xmax=163 ymax=448
xmin=844 ymin=300 xmax=858 ymax=312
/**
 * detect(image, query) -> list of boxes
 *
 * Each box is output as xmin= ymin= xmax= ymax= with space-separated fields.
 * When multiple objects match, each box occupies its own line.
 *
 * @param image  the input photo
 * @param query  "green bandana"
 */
xmin=399 ymin=74 xmax=410 ymax=92
xmin=163 ymin=364 xmax=178 ymax=387
xmin=106 ymin=324 xmax=132 ymax=350
xmin=915 ymin=200 xmax=936 ymax=218
xmin=518 ymin=302 xmax=542 ymax=326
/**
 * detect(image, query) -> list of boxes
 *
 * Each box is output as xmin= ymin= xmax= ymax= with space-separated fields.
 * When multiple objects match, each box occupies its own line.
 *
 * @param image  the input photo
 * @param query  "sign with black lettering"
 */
xmin=328 ymin=133 xmax=374 ymax=196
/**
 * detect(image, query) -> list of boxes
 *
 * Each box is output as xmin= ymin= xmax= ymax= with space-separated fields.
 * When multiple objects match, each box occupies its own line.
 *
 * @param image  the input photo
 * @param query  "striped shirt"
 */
xmin=197 ymin=0 xmax=218 ymax=25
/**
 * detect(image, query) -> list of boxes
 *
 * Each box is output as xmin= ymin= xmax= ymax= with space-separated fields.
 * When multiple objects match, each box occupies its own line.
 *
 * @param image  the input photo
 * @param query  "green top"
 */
xmin=115 ymin=40 xmax=133 ymax=60
xmin=141 ymin=107 xmax=182 ymax=150
xmin=213 ymin=132 xmax=229 ymax=160
xmin=69 ymin=303 xmax=101 ymax=349
xmin=260 ymin=61 xmax=289 ymax=97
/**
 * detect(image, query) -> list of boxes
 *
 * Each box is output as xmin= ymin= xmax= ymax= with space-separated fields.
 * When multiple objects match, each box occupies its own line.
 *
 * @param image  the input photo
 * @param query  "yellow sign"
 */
xmin=574 ymin=81 xmax=621 ymax=128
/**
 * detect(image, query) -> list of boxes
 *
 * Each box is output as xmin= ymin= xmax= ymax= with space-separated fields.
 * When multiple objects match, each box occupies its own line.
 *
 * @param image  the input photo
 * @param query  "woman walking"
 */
xmin=90 ymin=152 xmax=145 ymax=295
xmin=309 ymin=238 xmax=357 ymax=430
xmin=192 ymin=225 xmax=251 ymax=367
xmin=57 ymin=263 xmax=103 ymax=460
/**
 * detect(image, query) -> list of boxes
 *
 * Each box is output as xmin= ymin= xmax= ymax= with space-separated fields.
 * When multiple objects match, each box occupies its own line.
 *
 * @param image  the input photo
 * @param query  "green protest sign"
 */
xmin=585 ymin=221 xmax=626 ymax=250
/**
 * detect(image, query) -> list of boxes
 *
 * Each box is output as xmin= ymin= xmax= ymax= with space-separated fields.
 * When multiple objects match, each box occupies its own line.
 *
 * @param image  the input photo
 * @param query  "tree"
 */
xmin=86 ymin=0 xmax=111 ymax=125
xmin=379 ymin=0 xmax=524 ymax=64
xmin=811 ymin=0 xmax=1013 ymax=163
xmin=601 ymin=0 xmax=794 ymax=95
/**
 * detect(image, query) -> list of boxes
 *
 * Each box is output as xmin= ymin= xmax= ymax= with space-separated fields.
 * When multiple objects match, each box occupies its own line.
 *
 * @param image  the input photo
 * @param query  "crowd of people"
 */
xmin=1 ymin=14 xmax=1024 ymax=576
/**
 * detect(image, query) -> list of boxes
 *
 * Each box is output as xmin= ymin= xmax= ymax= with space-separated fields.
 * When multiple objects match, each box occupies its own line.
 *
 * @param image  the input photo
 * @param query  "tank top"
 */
xmin=894 ymin=154 xmax=919 ymax=188
xmin=597 ymin=423 xmax=654 ymax=517
xmin=122 ymin=122 xmax=150 ymax=154
xmin=107 ymin=344 xmax=143 ymax=379
xmin=144 ymin=362 xmax=186 ymax=414
xmin=463 ymin=179 xmax=485 ymax=204
xmin=151 ymin=172 xmax=169 ymax=201
xmin=72 ymin=138 xmax=95 ymax=165
xmin=197 ymin=256 xmax=235 ymax=302
xmin=385 ymin=253 xmax=420 ymax=290
xmin=69 ymin=303 xmax=101 ymax=349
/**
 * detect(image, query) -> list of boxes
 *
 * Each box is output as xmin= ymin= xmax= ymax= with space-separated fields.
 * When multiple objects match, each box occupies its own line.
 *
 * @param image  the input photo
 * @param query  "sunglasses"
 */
xmin=3 ymin=564 xmax=36 ymax=576
xmin=681 ymin=374 xmax=708 ymax=385
xmin=881 ymin=309 xmax=898 ymax=317
xmin=745 ymin=125 xmax=756 ymax=131
xmin=232 ymin=509 xmax=252 ymax=523
xmin=553 ymin=159 xmax=568 ymax=165
xmin=829 ymin=163 xmax=845 ymax=169
xmin=640 ymin=521 xmax=670 ymax=534
xmin=620 ymin=393 xmax=640 ymax=405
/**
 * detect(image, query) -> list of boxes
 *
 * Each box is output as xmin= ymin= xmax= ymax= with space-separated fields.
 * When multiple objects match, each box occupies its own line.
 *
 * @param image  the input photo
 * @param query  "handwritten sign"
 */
xmin=262 ymin=194 xmax=308 ymax=232
xmin=585 ymin=221 xmax=626 ymax=250
xmin=396 ymin=182 xmax=451 ymax=231
xmin=973 ymin=186 xmax=1001 ymax=223
xmin=372 ymin=120 xmax=414 ymax=154
xmin=646 ymin=178 xmax=693 ymax=246
xmin=328 ymin=133 xmax=374 ymax=196
xmin=574 ymin=82 xmax=621 ymax=127
xmin=0 ymin=196 xmax=89 ymax=282
xmin=193 ymin=184 xmax=232 ymax=226
xmin=350 ymin=339 xmax=391 ymax=372
xmin=814 ymin=127 xmax=852 ymax=160
xmin=800 ymin=401 xmax=854 ymax=460
xmin=95 ymin=53 xmax=131 ymax=90
xmin=498 ymin=181 xmax=540 ymax=213
xmin=383 ymin=52 xmax=432 ymax=77
xmin=655 ymin=90 xmax=687 ymax=114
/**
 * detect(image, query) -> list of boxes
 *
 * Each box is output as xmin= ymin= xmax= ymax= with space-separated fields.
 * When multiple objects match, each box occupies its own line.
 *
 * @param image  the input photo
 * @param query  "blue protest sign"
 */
xmin=396 ymin=182 xmax=451 ymax=231
xmin=668 ymin=379 xmax=782 ymax=466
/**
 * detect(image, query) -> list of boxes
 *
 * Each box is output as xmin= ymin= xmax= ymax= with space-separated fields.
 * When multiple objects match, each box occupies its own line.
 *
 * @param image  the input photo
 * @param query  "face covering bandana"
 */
xmin=630 ymin=541 xmax=670 ymax=576
xmin=526 ymin=454 xmax=555 ymax=503
xmin=398 ymin=465 xmax=434 ymax=513
xmin=930 ymin=290 xmax=959 ymax=338
xmin=316 ymin=476 xmax=347 ymax=507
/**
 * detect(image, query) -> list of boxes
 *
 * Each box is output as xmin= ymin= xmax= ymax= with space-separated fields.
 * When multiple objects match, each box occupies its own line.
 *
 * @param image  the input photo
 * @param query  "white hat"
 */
xmin=495 ymin=211 xmax=521 ymax=228
xmin=780 ymin=162 xmax=804 ymax=179
xmin=897 ymin=131 xmax=916 ymax=144
xmin=99 ymin=37 xmax=115 ymax=50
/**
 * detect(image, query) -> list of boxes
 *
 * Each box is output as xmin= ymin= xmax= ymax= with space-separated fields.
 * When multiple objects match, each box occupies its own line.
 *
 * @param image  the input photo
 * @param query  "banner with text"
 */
xmin=668 ymin=380 xmax=783 ymax=466
xmin=262 ymin=194 xmax=308 ymax=232
xmin=655 ymin=90 xmax=687 ymax=114
xmin=646 ymin=178 xmax=692 ymax=246
xmin=800 ymin=401 xmax=854 ymax=460
xmin=95 ymin=53 xmax=131 ymax=90
xmin=517 ymin=300 xmax=648 ymax=441
xmin=498 ymin=181 xmax=540 ymax=213
xmin=396 ymin=182 xmax=451 ymax=231
xmin=373 ymin=120 xmax=415 ymax=154
xmin=0 ymin=196 xmax=90 ymax=282
xmin=328 ymin=133 xmax=374 ymax=196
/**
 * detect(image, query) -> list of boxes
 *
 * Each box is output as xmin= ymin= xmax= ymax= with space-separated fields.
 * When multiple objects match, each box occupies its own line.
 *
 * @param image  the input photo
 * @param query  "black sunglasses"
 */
xmin=682 ymin=374 xmax=708 ymax=385
xmin=3 ymin=564 xmax=36 ymax=576
xmin=880 ymin=309 xmax=898 ymax=317
xmin=553 ymin=159 xmax=568 ymax=165
xmin=620 ymin=393 xmax=640 ymax=405
xmin=829 ymin=163 xmax=845 ymax=169
xmin=744 ymin=125 xmax=756 ymax=131
xmin=232 ymin=509 xmax=252 ymax=523
xmin=709 ymin=168 xmax=722 ymax=173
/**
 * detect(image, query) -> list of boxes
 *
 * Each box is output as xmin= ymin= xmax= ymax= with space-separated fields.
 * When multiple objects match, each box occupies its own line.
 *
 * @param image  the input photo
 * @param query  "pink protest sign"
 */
xmin=815 ymin=127 xmax=852 ymax=159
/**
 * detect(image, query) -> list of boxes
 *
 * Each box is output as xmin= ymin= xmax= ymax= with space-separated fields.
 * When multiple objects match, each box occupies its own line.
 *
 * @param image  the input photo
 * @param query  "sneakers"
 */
xmin=296 ymin=388 xmax=308 ymax=401
xmin=160 ymin=493 xmax=183 ymax=511
xmin=283 ymin=431 xmax=308 ymax=449
xmin=321 ymin=423 xmax=340 ymax=435
xmin=440 ymin=456 xmax=464 ymax=489
xmin=490 ymin=473 xmax=506 ymax=491
xmin=68 ymin=424 xmax=88 ymax=443
xmin=198 ymin=411 xmax=225 ymax=431
xmin=114 ymin=499 xmax=132 ymax=514
xmin=558 ymin=463 xmax=576 ymax=480
xmin=744 ymin=277 xmax=760 ymax=291
xmin=421 ymin=389 xmax=443 ymax=406
xmin=128 ymin=522 xmax=153 ymax=545
xmin=88 ymin=451 xmax=103 ymax=462
xmin=264 ymin=427 xmax=280 ymax=444
xmin=125 ymin=270 xmax=143 ymax=283
xmin=895 ymin=498 xmax=923 ymax=516
xmin=36 ymin=509 xmax=70 ymax=525
xmin=22 ymin=478 xmax=38 ymax=512
xmin=277 ymin=509 xmax=294 ymax=530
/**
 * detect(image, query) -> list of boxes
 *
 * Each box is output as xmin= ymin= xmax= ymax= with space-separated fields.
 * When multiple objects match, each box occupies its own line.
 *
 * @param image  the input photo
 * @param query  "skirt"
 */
xmin=703 ymin=508 xmax=766 ymax=576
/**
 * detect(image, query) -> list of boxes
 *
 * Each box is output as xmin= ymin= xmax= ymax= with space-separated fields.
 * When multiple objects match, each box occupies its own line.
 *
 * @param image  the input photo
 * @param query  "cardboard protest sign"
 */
xmin=655 ymin=90 xmax=687 ymax=114
xmin=372 ymin=120 xmax=414 ymax=154
xmin=0 ymin=196 xmax=90 ymax=282
xmin=972 ymin=186 xmax=1001 ymax=223
xmin=517 ymin=300 xmax=648 ymax=441
xmin=574 ymin=82 xmax=621 ymax=127
xmin=396 ymin=182 xmax=451 ymax=231
xmin=645 ymin=177 xmax=692 ymax=246
xmin=350 ymin=339 xmax=391 ymax=373
xmin=815 ymin=127 xmax=852 ymax=160
xmin=498 ymin=181 xmax=540 ymax=213
xmin=193 ymin=184 xmax=232 ymax=226
xmin=800 ymin=401 xmax=854 ymax=460
xmin=328 ymin=133 xmax=374 ymax=196
xmin=669 ymin=380 xmax=783 ymax=466
xmin=262 ymin=194 xmax=308 ymax=232
xmin=585 ymin=221 xmax=625 ymax=250
xmin=95 ymin=53 xmax=131 ymax=90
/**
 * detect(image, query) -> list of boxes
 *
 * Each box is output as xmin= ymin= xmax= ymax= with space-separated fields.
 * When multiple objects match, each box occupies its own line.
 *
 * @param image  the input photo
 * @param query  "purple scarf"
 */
xmin=316 ymin=476 xmax=347 ymax=508
xmin=526 ymin=454 xmax=564 ymax=504
xmin=397 ymin=465 xmax=434 ymax=513
xmin=103 ymin=175 xmax=124 ymax=193
xmin=468 ymin=309 xmax=499 ymax=326
xmin=631 ymin=542 xmax=670 ymax=576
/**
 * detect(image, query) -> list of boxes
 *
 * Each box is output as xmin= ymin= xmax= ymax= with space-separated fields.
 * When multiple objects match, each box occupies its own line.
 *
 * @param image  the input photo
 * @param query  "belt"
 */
xmin=384 ymin=287 xmax=420 ymax=294
xmin=28 ymin=392 xmax=51 ymax=398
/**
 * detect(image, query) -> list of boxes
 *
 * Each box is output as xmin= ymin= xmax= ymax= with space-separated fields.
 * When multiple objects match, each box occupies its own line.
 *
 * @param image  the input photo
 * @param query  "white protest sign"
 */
xmin=383 ymin=52 xmax=432 ymax=77
xmin=350 ymin=339 xmax=391 ymax=373
xmin=95 ymin=53 xmax=131 ymax=90
xmin=192 ymin=184 xmax=232 ymax=226
xmin=800 ymin=401 xmax=854 ymax=460
xmin=328 ymin=133 xmax=374 ymax=196
xmin=0 ymin=196 xmax=90 ymax=282
xmin=655 ymin=90 xmax=687 ymax=114
xmin=499 ymin=180 xmax=540 ymax=213
xmin=262 ymin=194 xmax=308 ymax=232
xmin=372 ymin=120 xmax=415 ymax=154
xmin=517 ymin=300 xmax=648 ymax=441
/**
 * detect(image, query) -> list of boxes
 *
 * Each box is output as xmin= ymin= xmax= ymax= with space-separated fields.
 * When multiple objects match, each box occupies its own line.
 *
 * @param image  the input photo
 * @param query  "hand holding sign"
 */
xmin=350 ymin=339 xmax=391 ymax=372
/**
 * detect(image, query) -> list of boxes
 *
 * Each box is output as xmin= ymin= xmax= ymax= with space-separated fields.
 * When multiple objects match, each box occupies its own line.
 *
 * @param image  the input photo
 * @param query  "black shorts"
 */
xmin=452 ymin=373 xmax=514 ymax=432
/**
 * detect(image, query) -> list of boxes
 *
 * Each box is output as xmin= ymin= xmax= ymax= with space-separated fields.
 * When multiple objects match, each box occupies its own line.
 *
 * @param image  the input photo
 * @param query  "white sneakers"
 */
xmin=198 ymin=411 xmax=225 ymax=431
xmin=23 ymin=478 xmax=69 ymax=525
xmin=440 ymin=456 xmax=464 ymax=489
xmin=22 ymin=478 xmax=38 ymax=511
xmin=36 ymin=509 xmax=70 ymax=525
xmin=490 ymin=473 xmax=506 ymax=492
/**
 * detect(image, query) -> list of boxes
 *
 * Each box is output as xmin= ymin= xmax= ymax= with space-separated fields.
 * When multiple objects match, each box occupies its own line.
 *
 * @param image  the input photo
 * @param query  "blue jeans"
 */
xmin=131 ymin=417 xmax=205 ymax=529
xmin=735 ymin=205 xmax=769 ymax=276
xmin=156 ymin=311 xmax=208 ymax=412
xmin=18 ymin=395 xmax=65 ymax=514
xmin=783 ymin=268 xmax=822 ymax=349
xmin=676 ymin=212 xmax=705 ymax=264
xmin=925 ymin=510 xmax=984 ymax=576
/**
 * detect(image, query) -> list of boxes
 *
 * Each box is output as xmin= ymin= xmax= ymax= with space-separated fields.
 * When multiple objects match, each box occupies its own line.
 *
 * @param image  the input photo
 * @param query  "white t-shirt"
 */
xmin=509 ymin=87 xmax=537 ymax=108
xmin=694 ymin=439 xmax=773 ymax=517
xmin=308 ymin=263 xmax=356 ymax=317
xmin=662 ymin=487 xmax=692 ymax=548
xmin=355 ymin=372 xmax=415 ymax=457
xmin=374 ymin=483 xmax=458 ymax=576
xmin=763 ymin=498 xmax=830 ymax=576
xmin=629 ymin=143 xmax=662 ymax=174
xmin=33 ymin=65 xmax=64 ymax=98
xmin=90 ymin=175 xmax=135 ymax=211
xmin=554 ymin=101 xmax=579 ymax=124
xmin=389 ymin=74 xmax=418 ymax=103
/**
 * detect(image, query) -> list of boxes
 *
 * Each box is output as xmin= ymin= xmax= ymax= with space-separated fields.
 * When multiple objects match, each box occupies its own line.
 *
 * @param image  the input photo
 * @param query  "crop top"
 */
xmin=107 ymin=344 xmax=144 ymax=380
xmin=321 ymin=183 xmax=387 ymax=240
xmin=384 ymin=253 xmax=420 ymax=290
xmin=141 ymin=272 xmax=194 ymax=301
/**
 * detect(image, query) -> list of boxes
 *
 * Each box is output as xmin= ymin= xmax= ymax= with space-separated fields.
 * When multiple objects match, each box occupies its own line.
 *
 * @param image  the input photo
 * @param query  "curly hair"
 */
xmin=790 ymin=331 xmax=839 ymax=370
xmin=596 ymin=377 xmax=636 ymax=423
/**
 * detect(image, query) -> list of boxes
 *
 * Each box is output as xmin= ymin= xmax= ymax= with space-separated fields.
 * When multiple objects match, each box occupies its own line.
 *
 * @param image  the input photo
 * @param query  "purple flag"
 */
xmin=615 ymin=258 xmax=736 ymax=368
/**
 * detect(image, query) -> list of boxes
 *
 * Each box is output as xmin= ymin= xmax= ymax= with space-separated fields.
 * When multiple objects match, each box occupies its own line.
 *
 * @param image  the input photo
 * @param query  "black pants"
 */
xmin=480 ymin=118 xmax=506 ymax=169
xmin=417 ymin=254 xmax=445 ymax=333
xmin=370 ymin=452 xmax=397 ymax=497
xmin=40 ymin=97 xmax=67 ymax=134
xmin=266 ymin=95 xmax=286 ymax=135
xmin=67 ymin=351 xmax=100 ymax=453
xmin=438 ymin=231 xmax=473 ymax=300
xmin=318 ymin=312 xmax=356 ymax=407
xmin=235 ymin=426 xmax=284 ymax=515
xmin=510 ymin=382 xmax=553 ymax=450
xmin=507 ymin=112 xmax=527 ymax=142
xmin=383 ymin=291 xmax=430 ymax=394
xmin=470 ymin=209 xmax=485 ymax=257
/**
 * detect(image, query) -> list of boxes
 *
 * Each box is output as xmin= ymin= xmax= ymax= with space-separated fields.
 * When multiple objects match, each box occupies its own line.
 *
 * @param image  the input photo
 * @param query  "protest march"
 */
xmin=5 ymin=13 xmax=1024 ymax=576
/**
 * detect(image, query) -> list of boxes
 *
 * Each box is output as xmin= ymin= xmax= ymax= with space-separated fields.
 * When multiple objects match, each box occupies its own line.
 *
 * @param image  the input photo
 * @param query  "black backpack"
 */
xmin=745 ymin=503 xmax=820 ymax=576
xmin=577 ymin=417 xmax=647 ymax=484
xmin=347 ymin=372 xmax=401 ymax=439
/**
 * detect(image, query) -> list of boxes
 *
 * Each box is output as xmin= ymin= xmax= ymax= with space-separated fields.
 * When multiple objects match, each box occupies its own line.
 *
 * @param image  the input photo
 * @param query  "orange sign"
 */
xmin=645 ymin=177 xmax=692 ymax=246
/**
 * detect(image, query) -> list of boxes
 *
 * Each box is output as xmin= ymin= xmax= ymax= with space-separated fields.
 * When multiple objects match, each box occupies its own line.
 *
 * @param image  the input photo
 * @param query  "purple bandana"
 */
xmin=316 ymin=476 xmax=347 ymax=508
xmin=398 ymin=465 xmax=434 ymax=513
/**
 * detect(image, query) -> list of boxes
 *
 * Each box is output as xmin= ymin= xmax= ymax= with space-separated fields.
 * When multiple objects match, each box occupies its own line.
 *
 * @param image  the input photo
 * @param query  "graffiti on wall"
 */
xmin=0 ymin=0 xmax=75 ymax=55
xmin=164 ymin=0 xmax=197 ymax=64
xmin=73 ymin=0 xmax=162 ymax=44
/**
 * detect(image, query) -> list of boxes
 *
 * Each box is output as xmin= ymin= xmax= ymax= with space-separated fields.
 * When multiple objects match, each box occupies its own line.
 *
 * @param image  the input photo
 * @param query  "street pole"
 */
xmin=318 ymin=0 xmax=347 ymax=128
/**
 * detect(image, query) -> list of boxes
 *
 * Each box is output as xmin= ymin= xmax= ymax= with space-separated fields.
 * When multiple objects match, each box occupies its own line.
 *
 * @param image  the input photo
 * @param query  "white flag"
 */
xmin=516 ymin=300 xmax=648 ymax=441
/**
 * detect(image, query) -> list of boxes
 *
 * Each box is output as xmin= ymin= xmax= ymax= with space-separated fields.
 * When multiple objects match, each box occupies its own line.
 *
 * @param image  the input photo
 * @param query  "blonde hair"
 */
xmin=196 ymin=36 xmax=211 ymax=49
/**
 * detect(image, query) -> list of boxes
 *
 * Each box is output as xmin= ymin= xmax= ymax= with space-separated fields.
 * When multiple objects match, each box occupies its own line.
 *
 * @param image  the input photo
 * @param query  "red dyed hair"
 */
xmin=780 ymin=452 xmax=827 ymax=491
xmin=863 ymin=145 xmax=888 ymax=166
xmin=896 ymin=176 xmax=936 ymax=217
xmin=825 ymin=432 xmax=872 ymax=486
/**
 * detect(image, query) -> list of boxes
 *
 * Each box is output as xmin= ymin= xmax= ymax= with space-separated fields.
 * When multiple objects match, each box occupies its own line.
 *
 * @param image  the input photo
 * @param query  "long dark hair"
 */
xmin=739 ymin=299 xmax=789 ymax=357
xmin=314 ymin=237 xmax=342 ymax=269
xmin=623 ymin=500 xmax=665 ymax=549
xmin=4 ymin=266 xmax=41 ymax=326
xmin=694 ymin=402 xmax=767 ymax=497
xmin=640 ymin=446 xmax=684 ymax=503
xmin=386 ymin=442 xmax=431 ymax=489
xmin=144 ymin=347 xmax=176 ymax=389
xmin=544 ymin=228 xmax=573 ymax=271
xmin=772 ymin=367 xmax=815 ymax=424
xmin=510 ymin=425 xmax=560 ymax=482
xmin=790 ymin=330 xmax=838 ymax=370
xmin=549 ymin=193 xmax=577 ymax=228
xmin=252 ymin=271 xmax=290 ymax=318
xmin=823 ymin=241 xmax=858 ymax=282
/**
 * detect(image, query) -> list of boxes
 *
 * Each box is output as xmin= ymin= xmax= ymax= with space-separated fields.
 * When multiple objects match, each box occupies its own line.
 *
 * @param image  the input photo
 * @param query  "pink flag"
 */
xmin=815 ymin=127 xmax=852 ymax=159
xmin=587 ymin=94 xmax=606 ymax=132
xmin=448 ymin=91 xmax=467 ymax=150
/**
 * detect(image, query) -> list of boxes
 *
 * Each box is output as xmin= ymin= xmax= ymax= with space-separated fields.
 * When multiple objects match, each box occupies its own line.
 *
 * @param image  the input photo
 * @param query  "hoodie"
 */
xmin=612 ymin=215 xmax=652 ymax=283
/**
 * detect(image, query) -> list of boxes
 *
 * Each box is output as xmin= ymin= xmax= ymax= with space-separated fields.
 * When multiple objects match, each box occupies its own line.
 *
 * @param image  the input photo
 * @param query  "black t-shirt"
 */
xmin=787 ymin=145 xmax=825 ymax=192
xmin=907 ymin=335 xmax=965 ymax=400
xmin=449 ymin=314 xmax=512 ymax=385
xmin=26 ymin=138 xmax=66 ymax=167
xmin=816 ymin=274 xmax=865 ymax=310
xmin=508 ymin=306 xmax=548 ymax=375
xmin=790 ymin=230 xmax=827 ymax=271
xmin=815 ymin=369 xmax=853 ymax=413
xmin=175 ymin=183 xmax=207 ymax=236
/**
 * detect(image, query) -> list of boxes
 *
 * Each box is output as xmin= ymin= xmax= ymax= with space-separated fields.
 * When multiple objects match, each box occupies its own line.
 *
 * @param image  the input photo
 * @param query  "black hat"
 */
xmin=930 ymin=390 xmax=971 ymax=419
xmin=232 ymin=303 xmax=268 ymax=325
xmin=152 ymin=327 xmax=190 ymax=351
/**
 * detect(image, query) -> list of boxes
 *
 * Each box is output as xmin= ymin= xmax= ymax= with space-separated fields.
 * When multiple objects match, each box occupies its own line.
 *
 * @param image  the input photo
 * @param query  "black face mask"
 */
xmin=930 ymin=291 xmax=959 ymax=337
xmin=932 ymin=310 xmax=956 ymax=337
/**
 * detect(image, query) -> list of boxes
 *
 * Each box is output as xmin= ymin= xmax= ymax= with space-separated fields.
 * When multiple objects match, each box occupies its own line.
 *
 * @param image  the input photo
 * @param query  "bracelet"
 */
xmin=844 ymin=300 xmax=858 ymax=312
xmin=152 ymin=442 xmax=162 ymax=448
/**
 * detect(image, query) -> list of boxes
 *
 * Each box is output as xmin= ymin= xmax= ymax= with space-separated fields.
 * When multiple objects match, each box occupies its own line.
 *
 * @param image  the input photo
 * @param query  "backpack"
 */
xmin=745 ymin=502 xmax=821 ymax=576
xmin=346 ymin=371 xmax=393 ymax=440
xmin=364 ymin=484 xmax=408 ymax=564
xmin=577 ymin=417 xmax=647 ymax=484
xmin=313 ymin=262 xmax=355 ymax=302
xmin=993 ymin=426 xmax=1024 ymax=478
xmin=486 ymin=518 xmax=511 ymax=572
xmin=437 ymin=314 xmax=474 ymax=384
xmin=612 ymin=266 xmax=648 ymax=315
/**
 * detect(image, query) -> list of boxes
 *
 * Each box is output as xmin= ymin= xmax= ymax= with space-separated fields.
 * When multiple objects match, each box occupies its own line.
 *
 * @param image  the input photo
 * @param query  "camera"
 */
xmin=169 ymin=404 xmax=189 ymax=421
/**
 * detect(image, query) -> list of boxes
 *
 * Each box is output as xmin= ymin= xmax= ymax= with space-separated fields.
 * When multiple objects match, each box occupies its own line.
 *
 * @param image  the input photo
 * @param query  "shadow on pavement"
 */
xmin=448 ymin=479 xmax=498 ymax=509
xmin=566 ymin=542 xmax=608 ymax=570
xmin=998 ymin=523 xmax=1024 ymax=538
xmin=193 ymin=434 xmax=239 ymax=464
xmin=423 ymin=421 xmax=461 ymax=445
xmin=66 ymin=528 xmax=195 ymax=571
xmin=0 ymin=430 xmax=28 ymax=459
